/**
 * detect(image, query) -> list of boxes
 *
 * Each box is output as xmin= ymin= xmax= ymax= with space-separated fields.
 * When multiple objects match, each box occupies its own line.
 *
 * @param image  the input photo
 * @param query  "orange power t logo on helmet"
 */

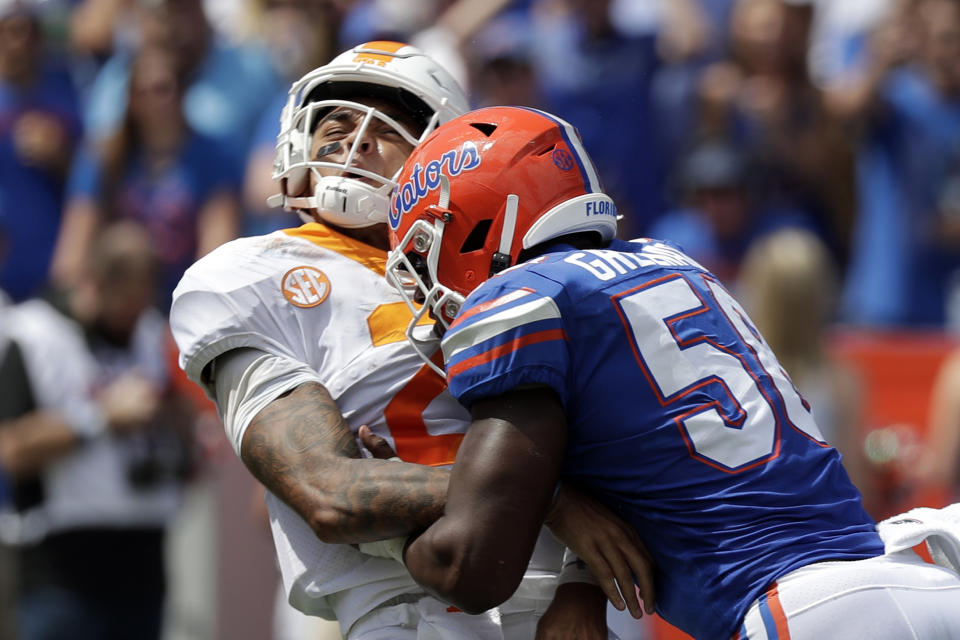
xmin=352 ymin=41 xmax=406 ymax=67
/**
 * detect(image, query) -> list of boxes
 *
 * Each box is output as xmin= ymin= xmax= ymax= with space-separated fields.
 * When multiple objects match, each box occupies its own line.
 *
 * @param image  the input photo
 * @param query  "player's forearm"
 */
xmin=404 ymin=513 xmax=526 ymax=614
xmin=404 ymin=398 xmax=567 ymax=613
xmin=240 ymin=382 xmax=449 ymax=543
xmin=303 ymin=456 xmax=449 ymax=543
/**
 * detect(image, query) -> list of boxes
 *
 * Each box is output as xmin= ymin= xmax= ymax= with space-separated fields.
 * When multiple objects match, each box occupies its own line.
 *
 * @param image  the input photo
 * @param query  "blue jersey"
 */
xmin=442 ymin=238 xmax=883 ymax=639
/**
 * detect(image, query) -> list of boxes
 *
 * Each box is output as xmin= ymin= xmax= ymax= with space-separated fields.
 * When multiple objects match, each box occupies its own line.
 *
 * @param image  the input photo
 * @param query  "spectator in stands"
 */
xmin=81 ymin=0 xmax=281 ymax=170
xmin=0 ymin=221 xmax=195 ymax=640
xmin=68 ymin=0 xmax=138 ymax=66
xmin=0 ymin=208 xmax=20 ymax=640
xmin=51 ymin=44 xmax=240 ymax=312
xmin=739 ymin=228 xmax=873 ymax=509
xmin=827 ymin=0 xmax=960 ymax=327
xmin=241 ymin=0 xmax=339 ymax=236
xmin=689 ymin=0 xmax=854 ymax=259
xmin=0 ymin=1 xmax=82 ymax=302
xmin=649 ymin=139 xmax=814 ymax=286
xmin=526 ymin=0 xmax=665 ymax=236
xmin=914 ymin=347 xmax=960 ymax=505
xmin=467 ymin=10 xmax=543 ymax=109
xmin=806 ymin=0 xmax=897 ymax=87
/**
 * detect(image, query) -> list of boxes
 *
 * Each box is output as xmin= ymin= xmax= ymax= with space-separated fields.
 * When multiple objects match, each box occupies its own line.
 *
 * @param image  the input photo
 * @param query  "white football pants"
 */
xmin=736 ymin=549 xmax=960 ymax=639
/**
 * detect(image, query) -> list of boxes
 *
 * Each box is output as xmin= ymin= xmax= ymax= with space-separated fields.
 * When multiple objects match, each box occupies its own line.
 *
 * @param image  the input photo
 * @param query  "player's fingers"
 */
xmin=584 ymin=550 xmax=626 ymax=613
xmin=358 ymin=425 xmax=397 ymax=459
xmin=606 ymin=548 xmax=644 ymax=619
xmin=623 ymin=540 xmax=656 ymax=615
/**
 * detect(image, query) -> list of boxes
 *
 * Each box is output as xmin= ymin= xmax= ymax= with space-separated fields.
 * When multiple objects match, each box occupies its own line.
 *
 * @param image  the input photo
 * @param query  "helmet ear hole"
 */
xmin=459 ymin=219 xmax=493 ymax=254
xmin=536 ymin=144 xmax=557 ymax=156
xmin=469 ymin=122 xmax=498 ymax=137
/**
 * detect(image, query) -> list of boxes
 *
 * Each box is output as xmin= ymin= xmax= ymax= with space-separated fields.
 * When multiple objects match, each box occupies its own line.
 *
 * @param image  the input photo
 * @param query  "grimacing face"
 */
xmin=307 ymin=97 xmax=421 ymax=190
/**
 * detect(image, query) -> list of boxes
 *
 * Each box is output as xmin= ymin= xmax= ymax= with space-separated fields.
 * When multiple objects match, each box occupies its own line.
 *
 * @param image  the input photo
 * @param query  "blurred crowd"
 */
xmin=0 ymin=0 xmax=959 ymax=638
xmin=2 ymin=0 xmax=960 ymax=327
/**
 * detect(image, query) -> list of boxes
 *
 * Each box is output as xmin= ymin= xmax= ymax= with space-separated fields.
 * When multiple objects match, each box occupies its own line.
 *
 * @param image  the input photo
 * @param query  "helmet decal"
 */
xmin=388 ymin=141 xmax=482 ymax=230
xmin=552 ymin=148 xmax=575 ymax=171
xmin=351 ymin=41 xmax=408 ymax=67
xmin=385 ymin=106 xmax=618 ymax=374
xmin=516 ymin=106 xmax=601 ymax=193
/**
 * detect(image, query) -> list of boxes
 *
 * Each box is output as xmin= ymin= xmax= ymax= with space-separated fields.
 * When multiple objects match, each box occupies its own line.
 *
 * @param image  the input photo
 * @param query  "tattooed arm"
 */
xmin=241 ymin=382 xmax=449 ymax=543
xmin=211 ymin=349 xmax=450 ymax=544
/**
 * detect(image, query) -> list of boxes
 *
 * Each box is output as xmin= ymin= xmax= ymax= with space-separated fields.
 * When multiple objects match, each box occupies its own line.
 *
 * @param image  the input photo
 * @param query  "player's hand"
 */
xmin=536 ymin=582 xmax=607 ymax=640
xmin=358 ymin=425 xmax=398 ymax=459
xmin=545 ymin=483 xmax=655 ymax=619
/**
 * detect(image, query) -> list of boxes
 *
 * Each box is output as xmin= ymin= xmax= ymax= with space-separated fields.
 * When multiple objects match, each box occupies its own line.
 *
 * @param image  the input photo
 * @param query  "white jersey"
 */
xmin=3 ymin=299 xmax=180 ymax=542
xmin=172 ymin=222 xmax=469 ymax=463
xmin=171 ymin=223 xmax=538 ymax=635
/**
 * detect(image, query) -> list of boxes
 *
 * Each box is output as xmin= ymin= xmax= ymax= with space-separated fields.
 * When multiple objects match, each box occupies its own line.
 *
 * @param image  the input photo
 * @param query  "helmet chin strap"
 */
xmin=438 ymin=174 xmax=451 ymax=209
xmin=490 ymin=194 xmax=518 ymax=275
xmin=270 ymin=168 xmax=393 ymax=227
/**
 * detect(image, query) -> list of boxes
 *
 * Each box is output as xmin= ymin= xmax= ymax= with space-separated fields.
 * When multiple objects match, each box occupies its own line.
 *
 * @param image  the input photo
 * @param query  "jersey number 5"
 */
xmin=614 ymin=274 xmax=825 ymax=472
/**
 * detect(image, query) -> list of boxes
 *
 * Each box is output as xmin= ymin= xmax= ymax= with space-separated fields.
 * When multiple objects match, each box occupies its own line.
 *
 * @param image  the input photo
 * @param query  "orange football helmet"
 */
xmin=385 ymin=106 xmax=617 ymax=368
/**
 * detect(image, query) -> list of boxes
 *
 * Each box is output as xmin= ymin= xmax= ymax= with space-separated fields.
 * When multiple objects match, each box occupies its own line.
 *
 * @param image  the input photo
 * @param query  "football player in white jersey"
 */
xmin=170 ymin=42 xmax=650 ymax=640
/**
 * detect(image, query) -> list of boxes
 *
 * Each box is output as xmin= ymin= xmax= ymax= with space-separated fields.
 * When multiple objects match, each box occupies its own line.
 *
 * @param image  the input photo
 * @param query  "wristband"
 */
xmin=558 ymin=550 xmax=601 ymax=587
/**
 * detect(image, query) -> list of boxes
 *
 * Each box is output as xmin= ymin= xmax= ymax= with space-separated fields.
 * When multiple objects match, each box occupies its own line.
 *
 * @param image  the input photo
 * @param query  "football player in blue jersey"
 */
xmin=382 ymin=106 xmax=960 ymax=639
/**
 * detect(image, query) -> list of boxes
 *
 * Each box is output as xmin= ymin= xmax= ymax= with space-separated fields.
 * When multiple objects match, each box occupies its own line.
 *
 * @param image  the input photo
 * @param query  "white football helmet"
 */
xmin=269 ymin=41 xmax=470 ymax=228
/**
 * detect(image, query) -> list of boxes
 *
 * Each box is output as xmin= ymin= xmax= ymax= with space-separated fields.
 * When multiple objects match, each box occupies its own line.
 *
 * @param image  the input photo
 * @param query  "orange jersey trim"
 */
xmin=283 ymin=223 xmax=386 ymax=275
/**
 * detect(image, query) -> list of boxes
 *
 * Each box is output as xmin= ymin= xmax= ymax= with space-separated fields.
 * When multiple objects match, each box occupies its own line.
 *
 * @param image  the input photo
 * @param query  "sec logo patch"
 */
xmin=282 ymin=266 xmax=331 ymax=308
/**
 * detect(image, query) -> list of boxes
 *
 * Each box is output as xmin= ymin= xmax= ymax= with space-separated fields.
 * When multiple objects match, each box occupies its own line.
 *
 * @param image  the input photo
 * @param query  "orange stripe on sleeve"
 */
xmin=448 ymin=288 xmax=535 ymax=330
xmin=446 ymin=329 xmax=567 ymax=378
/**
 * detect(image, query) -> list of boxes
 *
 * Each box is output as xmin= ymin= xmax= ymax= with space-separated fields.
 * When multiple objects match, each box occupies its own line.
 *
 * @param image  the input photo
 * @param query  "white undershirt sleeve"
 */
xmin=209 ymin=348 xmax=324 ymax=456
xmin=558 ymin=547 xmax=601 ymax=587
